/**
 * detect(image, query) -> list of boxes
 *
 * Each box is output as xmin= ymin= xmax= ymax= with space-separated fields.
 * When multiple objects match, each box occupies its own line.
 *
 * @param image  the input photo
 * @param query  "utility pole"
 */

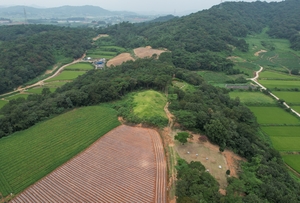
xmin=23 ymin=7 xmax=28 ymax=25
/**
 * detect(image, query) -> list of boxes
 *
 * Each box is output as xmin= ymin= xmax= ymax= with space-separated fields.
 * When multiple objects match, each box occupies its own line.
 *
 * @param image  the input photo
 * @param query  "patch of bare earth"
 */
xmin=93 ymin=34 xmax=109 ymax=41
xmin=44 ymin=65 xmax=58 ymax=75
xmin=254 ymin=50 xmax=267 ymax=56
xmin=11 ymin=125 xmax=166 ymax=203
xmin=134 ymin=46 xmax=166 ymax=59
xmin=106 ymin=53 xmax=135 ymax=67
xmin=175 ymin=133 xmax=244 ymax=190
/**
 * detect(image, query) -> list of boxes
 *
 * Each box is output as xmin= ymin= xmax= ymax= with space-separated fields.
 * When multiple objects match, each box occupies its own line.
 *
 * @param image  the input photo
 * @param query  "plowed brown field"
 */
xmin=134 ymin=47 xmax=166 ymax=59
xmin=106 ymin=53 xmax=134 ymax=67
xmin=11 ymin=125 xmax=166 ymax=203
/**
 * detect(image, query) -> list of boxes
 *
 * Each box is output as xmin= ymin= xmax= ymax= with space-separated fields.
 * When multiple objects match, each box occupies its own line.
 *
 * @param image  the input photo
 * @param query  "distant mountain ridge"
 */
xmin=0 ymin=5 xmax=136 ymax=19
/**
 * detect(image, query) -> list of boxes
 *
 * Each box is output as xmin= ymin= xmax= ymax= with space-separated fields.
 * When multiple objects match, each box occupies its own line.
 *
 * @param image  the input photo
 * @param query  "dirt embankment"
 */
xmin=106 ymin=53 xmax=135 ymax=67
xmin=92 ymin=34 xmax=109 ymax=41
xmin=134 ymin=46 xmax=166 ymax=59
xmin=254 ymin=50 xmax=267 ymax=56
xmin=107 ymin=46 xmax=167 ymax=67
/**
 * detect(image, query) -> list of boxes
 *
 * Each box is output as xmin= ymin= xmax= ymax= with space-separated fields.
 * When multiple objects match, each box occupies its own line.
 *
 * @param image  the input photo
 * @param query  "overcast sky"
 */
xmin=2 ymin=0 xmax=280 ymax=13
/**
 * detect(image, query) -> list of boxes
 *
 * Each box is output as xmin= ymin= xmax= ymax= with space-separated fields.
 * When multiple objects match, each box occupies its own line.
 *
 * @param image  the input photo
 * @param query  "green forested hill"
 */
xmin=0 ymin=25 xmax=96 ymax=94
xmin=103 ymin=0 xmax=300 ymax=70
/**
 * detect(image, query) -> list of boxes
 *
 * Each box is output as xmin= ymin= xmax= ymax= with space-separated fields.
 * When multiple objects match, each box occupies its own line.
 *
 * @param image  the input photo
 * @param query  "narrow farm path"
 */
xmin=250 ymin=66 xmax=300 ymax=117
xmin=0 ymin=54 xmax=86 ymax=98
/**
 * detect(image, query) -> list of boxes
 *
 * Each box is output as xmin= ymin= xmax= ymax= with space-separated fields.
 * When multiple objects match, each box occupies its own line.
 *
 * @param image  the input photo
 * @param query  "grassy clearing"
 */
xmin=46 ymin=71 xmax=86 ymax=82
xmin=272 ymin=91 xmax=300 ymax=104
xmin=259 ymin=80 xmax=300 ymax=90
xmin=198 ymin=71 xmax=237 ymax=85
xmin=283 ymin=155 xmax=300 ymax=173
xmin=233 ymin=62 xmax=259 ymax=77
xmin=248 ymin=106 xmax=300 ymax=124
xmin=0 ymin=106 xmax=120 ymax=196
xmin=229 ymin=91 xmax=275 ymax=104
xmin=172 ymin=80 xmax=196 ymax=92
xmin=26 ymin=88 xmax=57 ymax=94
xmin=6 ymin=94 xmax=29 ymax=101
xmin=270 ymin=137 xmax=300 ymax=151
xmin=259 ymin=71 xmax=298 ymax=80
xmin=0 ymin=100 xmax=8 ymax=109
xmin=133 ymin=90 xmax=167 ymax=119
xmin=261 ymin=126 xmax=300 ymax=137
xmin=64 ymin=63 xmax=94 ymax=70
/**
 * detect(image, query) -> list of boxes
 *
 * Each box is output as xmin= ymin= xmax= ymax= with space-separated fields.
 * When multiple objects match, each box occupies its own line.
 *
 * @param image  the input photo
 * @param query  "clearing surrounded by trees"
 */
xmin=11 ymin=125 xmax=166 ymax=203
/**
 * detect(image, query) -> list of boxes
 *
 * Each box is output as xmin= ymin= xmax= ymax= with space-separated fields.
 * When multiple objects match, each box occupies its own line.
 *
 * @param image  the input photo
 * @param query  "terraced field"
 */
xmin=64 ymin=62 xmax=94 ymax=70
xmin=12 ymin=125 xmax=166 ymax=203
xmin=0 ymin=106 xmax=120 ymax=197
xmin=46 ymin=71 xmax=86 ymax=82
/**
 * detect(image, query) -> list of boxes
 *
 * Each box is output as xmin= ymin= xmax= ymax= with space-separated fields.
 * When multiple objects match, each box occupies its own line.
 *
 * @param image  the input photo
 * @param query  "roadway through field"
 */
xmin=11 ymin=125 xmax=166 ymax=203
xmin=250 ymin=66 xmax=300 ymax=117
xmin=0 ymin=54 xmax=86 ymax=98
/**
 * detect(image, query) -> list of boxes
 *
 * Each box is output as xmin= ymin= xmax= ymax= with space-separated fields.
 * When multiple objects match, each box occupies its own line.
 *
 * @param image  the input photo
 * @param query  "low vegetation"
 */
xmin=229 ymin=91 xmax=275 ymax=105
xmin=64 ymin=62 xmax=94 ymax=71
xmin=249 ymin=106 xmax=300 ymax=124
xmin=46 ymin=71 xmax=86 ymax=82
xmin=0 ymin=105 xmax=120 ymax=196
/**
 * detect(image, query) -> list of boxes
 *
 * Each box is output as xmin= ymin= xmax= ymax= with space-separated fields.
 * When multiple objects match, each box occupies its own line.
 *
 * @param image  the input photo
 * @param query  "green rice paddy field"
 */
xmin=259 ymin=71 xmax=298 ymax=79
xmin=0 ymin=106 xmax=120 ymax=196
xmin=291 ymin=106 xmax=300 ymax=113
xmin=46 ymin=71 xmax=86 ymax=82
xmin=64 ymin=62 xmax=94 ymax=70
xmin=261 ymin=126 xmax=300 ymax=137
xmin=272 ymin=91 xmax=300 ymax=104
xmin=229 ymin=91 xmax=275 ymax=104
xmin=258 ymin=80 xmax=300 ymax=90
xmin=283 ymin=155 xmax=300 ymax=173
xmin=248 ymin=107 xmax=300 ymax=124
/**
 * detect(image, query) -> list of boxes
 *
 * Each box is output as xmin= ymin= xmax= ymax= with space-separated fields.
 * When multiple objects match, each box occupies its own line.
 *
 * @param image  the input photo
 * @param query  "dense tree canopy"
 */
xmin=0 ymin=25 xmax=96 ymax=94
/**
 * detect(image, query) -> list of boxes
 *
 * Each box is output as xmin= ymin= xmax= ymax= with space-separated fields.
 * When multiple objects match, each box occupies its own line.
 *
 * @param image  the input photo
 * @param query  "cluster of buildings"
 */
xmin=83 ymin=57 xmax=106 ymax=69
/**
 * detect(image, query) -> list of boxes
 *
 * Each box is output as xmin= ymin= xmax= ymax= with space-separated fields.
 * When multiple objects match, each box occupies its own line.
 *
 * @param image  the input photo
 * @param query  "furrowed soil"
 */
xmin=11 ymin=125 xmax=166 ymax=203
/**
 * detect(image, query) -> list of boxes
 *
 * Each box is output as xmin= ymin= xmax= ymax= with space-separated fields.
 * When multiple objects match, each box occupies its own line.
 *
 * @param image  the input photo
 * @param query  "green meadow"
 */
xmin=259 ymin=71 xmax=298 ymax=80
xmin=27 ymin=88 xmax=57 ymax=94
xmin=0 ymin=106 xmax=120 ymax=196
xmin=133 ymin=90 xmax=167 ymax=119
xmin=272 ymin=91 xmax=300 ymax=104
xmin=0 ymin=100 xmax=8 ymax=109
xmin=6 ymin=94 xmax=29 ymax=101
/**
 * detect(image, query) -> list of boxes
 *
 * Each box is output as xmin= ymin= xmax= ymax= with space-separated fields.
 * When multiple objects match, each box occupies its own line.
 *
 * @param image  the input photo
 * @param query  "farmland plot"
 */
xmin=12 ymin=125 xmax=166 ymax=203
xmin=229 ymin=92 xmax=275 ymax=104
xmin=0 ymin=106 xmax=120 ymax=196
xmin=283 ymin=155 xmax=300 ymax=173
xmin=248 ymin=107 xmax=300 ymax=124
xmin=272 ymin=91 xmax=300 ymax=104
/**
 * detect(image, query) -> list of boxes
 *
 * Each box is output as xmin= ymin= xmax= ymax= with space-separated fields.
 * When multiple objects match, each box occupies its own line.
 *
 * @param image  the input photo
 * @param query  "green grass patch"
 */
xmin=259 ymin=71 xmax=298 ymax=80
xmin=283 ymin=155 xmax=300 ymax=173
xmin=0 ymin=106 xmax=120 ymax=196
xmin=248 ymin=106 xmax=300 ymax=125
xmin=133 ymin=90 xmax=167 ymax=119
xmin=64 ymin=62 xmax=94 ymax=71
xmin=26 ymin=88 xmax=57 ymax=94
xmin=272 ymin=91 xmax=300 ymax=104
xmin=45 ymin=81 xmax=69 ymax=87
xmin=0 ymin=100 xmax=8 ymax=109
xmin=172 ymin=80 xmax=196 ymax=92
xmin=261 ymin=126 xmax=300 ymax=137
xmin=259 ymin=80 xmax=300 ymax=90
xmin=46 ymin=71 xmax=86 ymax=82
xmin=270 ymin=137 xmax=300 ymax=151
xmin=198 ymin=71 xmax=236 ymax=85
xmin=229 ymin=91 xmax=275 ymax=104
xmin=6 ymin=94 xmax=29 ymax=101
xmin=86 ymin=54 xmax=116 ymax=59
